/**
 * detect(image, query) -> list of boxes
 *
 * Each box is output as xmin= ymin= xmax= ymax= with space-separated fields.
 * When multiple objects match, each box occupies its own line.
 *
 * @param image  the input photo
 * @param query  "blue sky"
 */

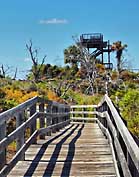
xmin=0 ymin=0 xmax=139 ymax=78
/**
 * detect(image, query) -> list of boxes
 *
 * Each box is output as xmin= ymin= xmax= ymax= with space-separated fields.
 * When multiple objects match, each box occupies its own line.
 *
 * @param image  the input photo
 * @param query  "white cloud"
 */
xmin=39 ymin=18 xmax=68 ymax=25
xmin=24 ymin=58 xmax=31 ymax=62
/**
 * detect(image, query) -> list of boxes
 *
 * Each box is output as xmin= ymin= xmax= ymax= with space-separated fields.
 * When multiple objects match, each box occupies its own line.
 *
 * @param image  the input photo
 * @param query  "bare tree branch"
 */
xmin=13 ymin=67 xmax=18 ymax=80
xmin=26 ymin=40 xmax=46 ymax=82
xmin=0 ymin=64 xmax=11 ymax=78
xmin=72 ymin=36 xmax=97 ymax=95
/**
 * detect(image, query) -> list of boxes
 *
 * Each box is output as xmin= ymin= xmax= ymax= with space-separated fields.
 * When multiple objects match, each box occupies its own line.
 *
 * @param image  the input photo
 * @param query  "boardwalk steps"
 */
xmin=8 ymin=123 xmax=116 ymax=177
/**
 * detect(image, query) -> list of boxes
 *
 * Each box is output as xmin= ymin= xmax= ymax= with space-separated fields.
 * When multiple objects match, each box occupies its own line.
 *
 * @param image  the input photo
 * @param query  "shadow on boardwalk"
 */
xmin=24 ymin=124 xmax=84 ymax=177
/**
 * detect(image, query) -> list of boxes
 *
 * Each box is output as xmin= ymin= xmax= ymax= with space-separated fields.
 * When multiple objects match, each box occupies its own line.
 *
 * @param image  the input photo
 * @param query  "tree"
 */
xmin=48 ymin=80 xmax=74 ymax=98
xmin=112 ymin=41 xmax=127 ymax=72
xmin=13 ymin=67 xmax=18 ymax=80
xmin=0 ymin=64 xmax=10 ymax=78
xmin=76 ymin=38 xmax=98 ymax=95
xmin=26 ymin=40 xmax=46 ymax=82
xmin=119 ymin=89 xmax=139 ymax=137
xmin=0 ymin=64 xmax=17 ymax=79
xmin=64 ymin=41 xmax=98 ymax=95
xmin=64 ymin=45 xmax=80 ymax=77
xmin=64 ymin=45 xmax=80 ymax=67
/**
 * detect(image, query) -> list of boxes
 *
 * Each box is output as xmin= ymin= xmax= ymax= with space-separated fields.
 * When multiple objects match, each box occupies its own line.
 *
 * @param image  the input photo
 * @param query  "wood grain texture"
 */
xmin=8 ymin=123 xmax=116 ymax=177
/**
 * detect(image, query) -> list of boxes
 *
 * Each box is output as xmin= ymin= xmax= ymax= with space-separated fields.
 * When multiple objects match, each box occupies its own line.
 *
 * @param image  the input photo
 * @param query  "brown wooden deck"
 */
xmin=8 ymin=123 xmax=116 ymax=177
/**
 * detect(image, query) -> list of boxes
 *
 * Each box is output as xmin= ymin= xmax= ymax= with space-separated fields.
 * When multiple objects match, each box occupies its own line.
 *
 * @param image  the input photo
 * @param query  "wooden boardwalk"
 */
xmin=8 ymin=123 xmax=116 ymax=177
xmin=1 ymin=95 xmax=139 ymax=176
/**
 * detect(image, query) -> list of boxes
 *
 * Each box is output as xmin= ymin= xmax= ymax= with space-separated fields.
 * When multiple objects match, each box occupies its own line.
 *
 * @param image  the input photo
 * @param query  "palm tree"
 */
xmin=112 ymin=41 xmax=127 ymax=72
xmin=64 ymin=45 xmax=80 ymax=66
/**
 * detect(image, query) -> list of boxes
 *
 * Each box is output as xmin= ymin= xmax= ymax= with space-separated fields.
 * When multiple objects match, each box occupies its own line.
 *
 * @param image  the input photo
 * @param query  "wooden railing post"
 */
xmin=52 ymin=105 xmax=56 ymax=133
xmin=47 ymin=103 xmax=52 ymax=136
xmin=30 ymin=104 xmax=37 ymax=143
xmin=66 ymin=107 xmax=69 ymax=120
xmin=64 ymin=106 xmax=70 ymax=126
xmin=39 ymin=102 xmax=45 ymax=139
xmin=16 ymin=111 xmax=25 ymax=160
xmin=63 ymin=107 xmax=66 ymax=127
xmin=83 ymin=107 xmax=86 ymax=123
xmin=72 ymin=107 xmax=74 ymax=119
xmin=55 ymin=106 xmax=59 ymax=132
xmin=59 ymin=106 xmax=63 ymax=129
xmin=58 ymin=105 xmax=63 ymax=129
xmin=68 ymin=106 xmax=70 ymax=119
xmin=0 ymin=121 xmax=6 ymax=170
xmin=102 ymin=102 xmax=108 ymax=128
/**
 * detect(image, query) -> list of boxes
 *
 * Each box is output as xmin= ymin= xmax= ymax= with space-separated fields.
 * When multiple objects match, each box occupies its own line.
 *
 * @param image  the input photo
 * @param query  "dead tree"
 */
xmin=48 ymin=80 xmax=74 ymax=98
xmin=82 ymin=50 xmax=96 ymax=95
xmin=13 ymin=67 xmax=18 ymax=80
xmin=72 ymin=36 xmax=97 ymax=95
xmin=0 ymin=64 xmax=10 ymax=78
xmin=26 ymin=40 xmax=46 ymax=82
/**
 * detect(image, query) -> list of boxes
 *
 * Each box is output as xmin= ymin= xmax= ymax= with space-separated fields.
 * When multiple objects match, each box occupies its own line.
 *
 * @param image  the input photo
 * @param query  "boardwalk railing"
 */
xmin=70 ymin=104 xmax=97 ymax=122
xmin=70 ymin=95 xmax=139 ymax=177
xmin=97 ymin=95 xmax=139 ymax=177
xmin=1 ymin=94 xmax=139 ymax=177
xmin=0 ymin=96 xmax=70 ymax=177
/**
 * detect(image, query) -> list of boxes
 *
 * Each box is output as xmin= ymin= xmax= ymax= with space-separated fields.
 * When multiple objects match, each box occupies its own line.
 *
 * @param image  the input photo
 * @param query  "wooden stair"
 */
xmin=8 ymin=123 xmax=116 ymax=177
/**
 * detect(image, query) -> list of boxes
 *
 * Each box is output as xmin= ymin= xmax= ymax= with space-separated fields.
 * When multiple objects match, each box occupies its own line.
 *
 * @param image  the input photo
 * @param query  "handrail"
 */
xmin=71 ymin=96 xmax=139 ymax=176
xmin=97 ymin=118 xmax=120 ymax=177
xmin=105 ymin=95 xmax=139 ymax=169
xmin=0 ymin=96 xmax=70 ymax=177
xmin=71 ymin=105 xmax=97 ymax=108
xmin=1 ymin=94 xmax=139 ymax=177
xmin=0 ymin=96 xmax=38 ymax=125
xmin=97 ymin=94 xmax=139 ymax=177
xmin=70 ymin=104 xmax=97 ymax=122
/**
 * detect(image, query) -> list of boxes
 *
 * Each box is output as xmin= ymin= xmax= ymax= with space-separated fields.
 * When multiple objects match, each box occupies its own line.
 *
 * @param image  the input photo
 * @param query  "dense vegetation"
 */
xmin=0 ymin=40 xmax=139 ymax=138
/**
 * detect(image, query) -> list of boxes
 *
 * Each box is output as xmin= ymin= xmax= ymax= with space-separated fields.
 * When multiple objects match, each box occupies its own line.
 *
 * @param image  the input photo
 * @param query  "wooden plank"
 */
xmin=26 ymin=144 xmax=111 ymax=152
xmin=55 ymin=134 xmax=105 ymax=139
xmin=25 ymin=149 xmax=111 ymax=156
xmin=49 ymin=138 xmax=108 ymax=145
xmin=71 ymin=117 xmax=97 ymax=121
xmin=7 ymin=123 xmax=117 ymax=177
xmin=39 ymin=112 xmax=70 ymax=117
xmin=70 ymin=111 xmax=97 ymax=114
xmin=25 ymin=154 xmax=113 ymax=162
xmin=8 ymin=175 xmax=116 ymax=177
xmin=8 ymin=161 xmax=116 ymax=176
xmin=71 ymin=105 xmax=97 ymax=108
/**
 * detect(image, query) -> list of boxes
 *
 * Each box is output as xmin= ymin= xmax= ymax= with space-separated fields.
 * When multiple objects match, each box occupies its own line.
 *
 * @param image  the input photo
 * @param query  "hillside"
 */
xmin=0 ymin=67 xmax=139 ymax=137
